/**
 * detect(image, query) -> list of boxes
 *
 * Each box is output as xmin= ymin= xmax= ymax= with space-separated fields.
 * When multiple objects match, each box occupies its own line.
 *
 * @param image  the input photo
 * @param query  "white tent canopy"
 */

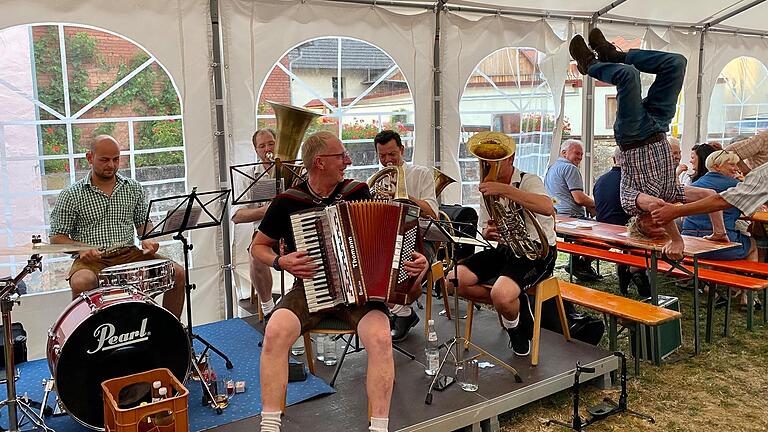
xmin=2 ymin=0 xmax=768 ymax=359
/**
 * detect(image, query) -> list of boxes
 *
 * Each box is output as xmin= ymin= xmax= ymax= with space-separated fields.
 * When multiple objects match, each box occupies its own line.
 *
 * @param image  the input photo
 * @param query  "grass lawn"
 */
xmin=498 ymin=254 xmax=768 ymax=432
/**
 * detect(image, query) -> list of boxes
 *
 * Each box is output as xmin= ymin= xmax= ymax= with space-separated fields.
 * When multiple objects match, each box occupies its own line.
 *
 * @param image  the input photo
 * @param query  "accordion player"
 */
xmin=290 ymin=200 xmax=423 ymax=313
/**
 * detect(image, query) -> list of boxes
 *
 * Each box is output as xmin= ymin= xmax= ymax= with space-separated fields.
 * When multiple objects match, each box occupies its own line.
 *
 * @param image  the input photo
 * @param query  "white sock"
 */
xmin=369 ymin=417 xmax=389 ymax=432
xmin=261 ymin=298 xmax=275 ymax=315
xmin=260 ymin=411 xmax=281 ymax=432
xmin=502 ymin=314 xmax=519 ymax=329
xmin=390 ymin=304 xmax=412 ymax=318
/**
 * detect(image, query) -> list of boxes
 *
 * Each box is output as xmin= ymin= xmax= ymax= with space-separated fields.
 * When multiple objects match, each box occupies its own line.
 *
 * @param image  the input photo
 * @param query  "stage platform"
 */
xmin=228 ymin=299 xmax=618 ymax=432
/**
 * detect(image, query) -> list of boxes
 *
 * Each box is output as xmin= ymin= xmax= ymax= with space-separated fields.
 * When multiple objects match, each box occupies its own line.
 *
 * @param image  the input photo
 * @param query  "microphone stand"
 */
xmin=423 ymin=219 xmax=522 ymax=405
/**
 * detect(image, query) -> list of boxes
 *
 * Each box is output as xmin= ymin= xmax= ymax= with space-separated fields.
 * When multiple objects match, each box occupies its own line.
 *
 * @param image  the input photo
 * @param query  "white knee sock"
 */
xmin=260 ymin=411 xmax=281 ymax=432
xmin=502 ymin=314 xmax=519 ymax=329
xmin=369 ymin=417 xmax=389 ymax=432
xmin=261 ymin=298 xmax=275 ymax=316
xmin=390 ymin=304 xmax=412 ymax=317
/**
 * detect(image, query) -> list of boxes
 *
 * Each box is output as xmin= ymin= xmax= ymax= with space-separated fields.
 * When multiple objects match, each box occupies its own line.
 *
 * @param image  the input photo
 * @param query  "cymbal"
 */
xmin=0 ymin=242 xmax=98 ymax=256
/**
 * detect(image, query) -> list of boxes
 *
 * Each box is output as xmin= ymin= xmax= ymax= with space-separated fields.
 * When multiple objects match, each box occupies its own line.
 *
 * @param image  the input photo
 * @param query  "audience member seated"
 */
xmin=544 ymin=139 xmax=601 ymax=281
xmin=725 ymin=131 xmax=768 ymax=175
xmin=593 ymin=148 xmax=651 ymax=296
xmin=727 ymin=133 xmax=768 ymax=263
xmin=681 ymin=150 xmax=759 ymax=310
xmin=689 ymin=142 xmax=721 ymax=184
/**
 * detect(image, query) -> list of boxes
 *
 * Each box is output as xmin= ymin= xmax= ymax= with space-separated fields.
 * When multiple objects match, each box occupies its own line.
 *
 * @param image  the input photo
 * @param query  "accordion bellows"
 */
xmin=290 ymin=200 xmax=422 ymax=313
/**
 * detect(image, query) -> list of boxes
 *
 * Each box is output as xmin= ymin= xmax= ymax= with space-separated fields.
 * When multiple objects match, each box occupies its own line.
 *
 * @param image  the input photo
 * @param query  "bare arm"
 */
xmin=479 ymin=182 xmax=555 ymax=216
xmin=571 ymin=190 xmax=595 ymax=213
xmin=232 ymin=204 xmax=270 ymax=224
xmin=737 ymin=160 xmax=751 ymax=176
xmin=408 ymin=197 xmax=437 ymax=219
xmin=652 ymin=194 xmax=732 ymax=225
xmin=251 ymin=231 xmax=316 ymax=279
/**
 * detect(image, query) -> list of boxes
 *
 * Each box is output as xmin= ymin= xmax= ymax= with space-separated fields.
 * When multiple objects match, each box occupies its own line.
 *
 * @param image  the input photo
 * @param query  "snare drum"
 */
xmin=47 ymin=287 xmax=190 ymax=430
xmin=99 ymin=259 xmax=175 ymax=295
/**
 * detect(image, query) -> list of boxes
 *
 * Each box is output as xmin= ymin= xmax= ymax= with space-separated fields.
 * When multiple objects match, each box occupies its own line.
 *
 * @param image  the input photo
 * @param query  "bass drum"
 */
xmin=47 ymin=287 xmax=190 ymax=430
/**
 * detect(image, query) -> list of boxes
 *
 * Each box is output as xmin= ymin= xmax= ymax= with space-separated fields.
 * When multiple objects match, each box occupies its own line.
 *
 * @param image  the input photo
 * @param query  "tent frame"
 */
xmin=210 ymin=0 xmax=768 ymax=317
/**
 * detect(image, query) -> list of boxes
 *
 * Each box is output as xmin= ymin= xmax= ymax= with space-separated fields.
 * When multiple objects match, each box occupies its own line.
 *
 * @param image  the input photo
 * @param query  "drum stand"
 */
xmin=0 ymin=255 xmax=52 ymax=432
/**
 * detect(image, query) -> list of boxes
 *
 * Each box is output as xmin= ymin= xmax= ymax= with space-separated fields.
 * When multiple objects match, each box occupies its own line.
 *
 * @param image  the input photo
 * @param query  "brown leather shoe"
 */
xmin=588 ymin=28 xmax=626 ymax=63
xmin=569 ymin=35 xmax=597 ymax=75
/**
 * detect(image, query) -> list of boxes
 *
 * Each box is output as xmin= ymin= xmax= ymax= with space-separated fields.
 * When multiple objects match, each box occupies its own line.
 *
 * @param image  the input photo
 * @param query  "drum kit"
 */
xmin=0 ymin=239 xmax=190 ymax=431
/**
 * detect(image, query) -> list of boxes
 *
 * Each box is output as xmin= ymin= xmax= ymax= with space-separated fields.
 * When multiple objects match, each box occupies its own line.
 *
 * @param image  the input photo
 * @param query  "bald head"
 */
xmin=87 ymin=135 xmax=121 ymax=181
xmin=90 ymin=135 xmax=120 ymax=156
xmin=668 ymin=138 xmax=681 ymax=165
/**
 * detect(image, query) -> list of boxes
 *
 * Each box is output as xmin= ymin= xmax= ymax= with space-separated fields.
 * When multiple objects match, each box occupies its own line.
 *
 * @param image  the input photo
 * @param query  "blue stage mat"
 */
xmin=0 ymin=318 xmax=334 ymax=431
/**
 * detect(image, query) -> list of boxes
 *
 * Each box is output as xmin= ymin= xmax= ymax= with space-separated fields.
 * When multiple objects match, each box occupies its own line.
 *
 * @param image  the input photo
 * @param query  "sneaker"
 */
xmin=569 ymin=35 xmax=597 ymax=75
xmin=571 ymin=261 xmax=603 ymax=282
xmin=588 ymin=28 xmax=626 ymax=63
xmin=518 ymin=293 xmax=535 ymax=340
xmin=391 ymin=310 xmax=419 ymax=342
xmin=506 ymin=326 xmax=531 ymax=357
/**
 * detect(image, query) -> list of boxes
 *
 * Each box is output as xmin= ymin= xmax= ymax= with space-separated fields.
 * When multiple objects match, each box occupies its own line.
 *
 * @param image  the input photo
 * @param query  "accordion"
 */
xmin=290 ymin=200 xmax=422 ymax=313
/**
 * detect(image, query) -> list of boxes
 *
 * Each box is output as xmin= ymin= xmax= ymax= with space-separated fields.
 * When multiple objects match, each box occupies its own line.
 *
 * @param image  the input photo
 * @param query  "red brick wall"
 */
xmin=258 ymin=56 xmax=292 ymax=113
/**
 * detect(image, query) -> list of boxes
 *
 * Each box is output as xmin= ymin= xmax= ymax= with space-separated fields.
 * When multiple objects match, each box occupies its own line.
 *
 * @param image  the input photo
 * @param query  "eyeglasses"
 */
xmin=318 ymin=151 xmax=351 ymax=159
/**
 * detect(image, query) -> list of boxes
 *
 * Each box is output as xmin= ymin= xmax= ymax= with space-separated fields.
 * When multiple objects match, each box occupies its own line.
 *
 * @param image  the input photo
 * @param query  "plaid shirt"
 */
xmin=726 ymin=130 xmax=768 ymax=170
xmin=50 ymin=172 xmax=148 ymax=249
xmin=721 ymin=162 xmax=768 ymax=216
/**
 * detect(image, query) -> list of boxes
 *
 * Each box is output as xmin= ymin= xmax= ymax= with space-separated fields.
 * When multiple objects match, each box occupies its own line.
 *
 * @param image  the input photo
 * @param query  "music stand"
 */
xmin=421 ymin=219 xmax=523 ymax=405
xmin=142 ymin=187 xmax=231 ymax=414
xmin=0 ymin=254 xmax=52 ymax=431
xmin=229 ymin=158 xmax=303 ymax=206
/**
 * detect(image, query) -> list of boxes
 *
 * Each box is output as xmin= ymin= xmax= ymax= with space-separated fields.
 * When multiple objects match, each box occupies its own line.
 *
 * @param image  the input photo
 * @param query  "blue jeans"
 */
xmin=588 ymin=49 xmax=687 ymax=145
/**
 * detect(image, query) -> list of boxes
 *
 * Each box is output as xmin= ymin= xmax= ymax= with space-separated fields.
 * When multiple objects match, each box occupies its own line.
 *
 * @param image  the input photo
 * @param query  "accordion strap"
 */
xmin=281 ymin=179 xmax=367 ymax=205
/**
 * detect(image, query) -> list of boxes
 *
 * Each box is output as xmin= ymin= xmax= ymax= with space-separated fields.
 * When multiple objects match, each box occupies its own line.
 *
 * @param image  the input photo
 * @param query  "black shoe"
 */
xmin=631 ymin=271 xmax=652 ymax=297
xmin=391 ymin=310 xmax=419 ymax=342
xmin=571 ymin=264 xmax=603 ymax=282
xmin=389 ymin=313 xmax=396 ymax=330
xmin=506 ymin=326 xmax=531 ymax=357
xmin=714 ymin=294 xmax=728 ymax=309
xmin=518 ymin=293 xmax=535 ymax=340
xmin=569 ymin=35 xmax=597 ymax=75
xmin=588 ymin=28 xmax=626 ymax=63
xmin=617 ymin=265 xmax=632 ymax=295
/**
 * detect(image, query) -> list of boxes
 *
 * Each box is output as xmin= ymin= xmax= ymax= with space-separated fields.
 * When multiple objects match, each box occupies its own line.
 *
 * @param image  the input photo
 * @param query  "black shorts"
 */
xmin=274 ymin=283 xmax=389 ymax=334
xmin=460 ymin=244 xmax=557 ymax=288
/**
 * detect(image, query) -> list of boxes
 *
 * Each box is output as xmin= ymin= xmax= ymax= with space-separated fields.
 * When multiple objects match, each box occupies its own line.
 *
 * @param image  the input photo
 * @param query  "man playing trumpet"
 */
xmin=371 ymin=130 xmax=439 ymax=342
xmin=448 ymin=133 xmax=557 ymax=356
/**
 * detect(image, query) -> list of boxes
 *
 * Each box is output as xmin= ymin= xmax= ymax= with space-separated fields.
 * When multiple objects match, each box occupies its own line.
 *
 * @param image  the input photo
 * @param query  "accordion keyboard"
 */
xmin=290 ymin=211 xmax=341 ymax=311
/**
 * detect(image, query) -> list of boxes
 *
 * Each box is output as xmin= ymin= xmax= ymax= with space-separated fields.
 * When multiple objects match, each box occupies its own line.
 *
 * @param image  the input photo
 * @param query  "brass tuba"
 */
xmin=467 ymin=131 xmax=549 ymax=261
xmin=267 ymin=100 xmax=321 ymax=188
xmin=368 ymin=163 xmax=410 ymax=201
xmin=432 ymin=167 xmax=456 ymax=199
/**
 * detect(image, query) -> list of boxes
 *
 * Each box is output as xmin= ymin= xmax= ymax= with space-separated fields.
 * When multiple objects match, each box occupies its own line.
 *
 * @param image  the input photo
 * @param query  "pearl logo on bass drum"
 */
xmin=87 ymin=317 xmax=151 ymax=354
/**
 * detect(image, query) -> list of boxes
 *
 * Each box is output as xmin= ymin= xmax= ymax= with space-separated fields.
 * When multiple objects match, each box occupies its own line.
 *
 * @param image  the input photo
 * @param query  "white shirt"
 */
xmin=478 ymin=169 xmax=557 ymax=247
xmin=404 ymin=163 xmax=439 ymax=217
xmin=234 ymin=163 xmax=272 ymax=230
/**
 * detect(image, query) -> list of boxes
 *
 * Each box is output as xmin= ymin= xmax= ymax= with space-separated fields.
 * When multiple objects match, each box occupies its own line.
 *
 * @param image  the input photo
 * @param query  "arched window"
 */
xmin=459 ymin=47 xmax=556 ymax=208
xmin=706 ymin=56 xmax=768 ymax=147
xmin=257 ymin=37 xmax=415 ymax=181
xmin=0 ymin=24 xmax=186 ymax=293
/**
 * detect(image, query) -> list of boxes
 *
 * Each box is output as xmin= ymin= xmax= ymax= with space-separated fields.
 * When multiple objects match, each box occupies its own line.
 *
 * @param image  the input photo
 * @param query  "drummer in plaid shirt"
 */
xmin=49 ymin=135 xmax=185 ymax=318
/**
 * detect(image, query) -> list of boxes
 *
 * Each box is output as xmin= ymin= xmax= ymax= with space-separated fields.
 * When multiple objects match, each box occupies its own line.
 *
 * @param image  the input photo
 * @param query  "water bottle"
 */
xmin=315 ymin=335 xmax=326 ymax=362
xmin=425 ymin=319 xmax=440 ymax=376
xmin=323 ymin=336 xmax=338 ymax=366
xmin=291 ymin=336 xmax=305 ymax=356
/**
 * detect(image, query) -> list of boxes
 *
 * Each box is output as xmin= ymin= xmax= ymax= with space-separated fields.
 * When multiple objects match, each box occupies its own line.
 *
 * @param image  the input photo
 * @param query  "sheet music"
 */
xmin=162 ymin=206 xmax=203 ymax=234
xmin=557 ymin=220 xmax=597 ymax=230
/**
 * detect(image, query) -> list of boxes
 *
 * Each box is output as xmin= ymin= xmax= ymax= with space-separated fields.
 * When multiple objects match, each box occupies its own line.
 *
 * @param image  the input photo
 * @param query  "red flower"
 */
xmin=64 ymin=164 xmax=70 ymax=172
xmin=51 ymin=145 xmax=61 ymax=152
xmin=46 ymin=127 xmax=54 ymax=134
xmin=168 ymin=119 xmax=175 ymax=123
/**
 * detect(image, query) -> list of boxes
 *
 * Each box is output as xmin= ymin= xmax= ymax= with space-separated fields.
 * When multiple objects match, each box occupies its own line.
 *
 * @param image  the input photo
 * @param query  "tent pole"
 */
xmin=433 ymin=1 xmax=445 ymax=184
xmin=694 ymin=29 xmax=707 ymax=144
xmin=209 ymin=0 xmax=236 ymax=319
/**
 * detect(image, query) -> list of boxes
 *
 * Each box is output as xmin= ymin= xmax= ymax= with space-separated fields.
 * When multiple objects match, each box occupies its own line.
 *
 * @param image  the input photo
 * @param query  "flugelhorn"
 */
xmin=268 ymin=100 xmax=321 ymax=188
xmin=432 ymin=167 xmax=456 ymax=199
xmin=467 ymin=131 xmax=549 ymax=260
xmin=368 ymin=163 xmax=410 ymax=202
